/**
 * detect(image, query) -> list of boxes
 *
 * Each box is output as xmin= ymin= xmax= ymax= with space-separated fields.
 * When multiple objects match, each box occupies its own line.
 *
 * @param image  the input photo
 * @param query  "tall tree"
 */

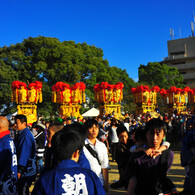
xmin=0 ymin=36 xmax=135 ymax=115
xmin=138 ymin=62 xmax=184 ymax=89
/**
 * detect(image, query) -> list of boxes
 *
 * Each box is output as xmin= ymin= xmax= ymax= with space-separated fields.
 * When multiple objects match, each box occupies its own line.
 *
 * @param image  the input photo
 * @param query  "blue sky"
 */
xmin=1 ymin=0 xmax=195 ymax=81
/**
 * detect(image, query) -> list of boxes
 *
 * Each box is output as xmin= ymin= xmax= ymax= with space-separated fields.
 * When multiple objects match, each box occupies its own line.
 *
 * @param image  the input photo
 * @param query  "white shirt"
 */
xmin=111 ymin=126 xmax=119 ymax=143
xmin=83 ymin=138 xmax=110 ymax=185
xmin=124 ymin=123 xmax=130 ymax=132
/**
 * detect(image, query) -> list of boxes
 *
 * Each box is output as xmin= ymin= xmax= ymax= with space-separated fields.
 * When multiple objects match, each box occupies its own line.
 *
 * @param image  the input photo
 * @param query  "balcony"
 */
xmin=170 ymin=63 xmax=195 ymax=70
xmin=168 ymin=54 xmax=187 ymax=60
xmin=183 ymin=73 xmax=195 ymax=80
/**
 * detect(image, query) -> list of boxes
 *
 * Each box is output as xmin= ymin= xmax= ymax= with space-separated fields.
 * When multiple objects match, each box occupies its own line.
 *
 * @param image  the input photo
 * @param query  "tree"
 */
xmin=138 ymin=62 xmax=185 ymax=89
xmin=0 ymin=36 xmax=135 ymax=115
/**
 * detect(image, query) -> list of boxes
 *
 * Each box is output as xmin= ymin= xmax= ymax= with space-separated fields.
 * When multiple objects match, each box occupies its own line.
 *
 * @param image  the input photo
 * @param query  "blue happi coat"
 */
xmin=44 ymin=148 xmax=90 ymax=172
xmin=32 ymin=159 xmax=106 ymax=195
xmin=0 ymin=131 xmax=17 ymax=194
xmin=14 ymin=127 xmax=36 ymax=177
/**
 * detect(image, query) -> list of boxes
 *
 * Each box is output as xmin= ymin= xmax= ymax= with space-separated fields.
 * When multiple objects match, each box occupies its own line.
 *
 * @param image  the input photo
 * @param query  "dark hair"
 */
xmin=62 ymin=123 xmax=87 ymax=143
xmin=51 ymin=130 xmax=83 ymax=162
xmin=134 ymin=127 xmax=147 ymax=143
xmin=116 ymin=125 xmax=128 ymax=138
xmin=32 ymin=122 xmax=37 ymax=128
xmin=49 ymin=123 xmax=64 ymax=133
xmin=111 ymin=118 xmax=117 ymax=126
xmin=84 ymin=119 xmax=99 ymax=130
xmin=97 ymin=116 xmax=102 ymax=120
xmin=145 ymin=118 xmax=167 ymax=135
xmin=15 ymin=114 xmax=27 ymax=124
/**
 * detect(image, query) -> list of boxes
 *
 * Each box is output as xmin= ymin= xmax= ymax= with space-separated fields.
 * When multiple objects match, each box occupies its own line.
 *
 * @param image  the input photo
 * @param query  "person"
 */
xmin=44 ymin=123 xmax=64 ymax=171
xmin=155 ymin=105 xmax=160 ymax=114
xmin=110 ymin=118 xmax=119 ymax=162
xmin=110 ymin=125 xmax=134 ymax=189
xmin=180 ymin=121 xmax=195 ymax=195
xmin=32 ymin=127 xmax=106 ymax=195
xmin=77 ymin=117 xmax=83 ymax=124
xmin=126 ymin=118 xmax=177 ymax=195
xmin=146 ymin=113 xmax=152 ymax=122
xmin=0 ymin=116 xmax=18 ymax=194
xmin=9 ymin=119 xmax=18 ymax=141
xmin=83 ymin=119 xmax=110 ymax=192
xmin=129 ymin=119 xmax=138 ymax=132
xmin=14 ymin=114 xmax=36 ymax=195
xmin=136 ymin=117 xmax=142 ymax=127
xmin=66 ymin=117 xmax=72 ymax=125
xmin=34 ymin=123 xmax=46 ymax=174
xmin=44 ymin=123 xmax=90 ymax=172
xmin=66 ymin=123 xmax=91 ymax=170
xmin=123 ymin=118 xmax=130 ymax=132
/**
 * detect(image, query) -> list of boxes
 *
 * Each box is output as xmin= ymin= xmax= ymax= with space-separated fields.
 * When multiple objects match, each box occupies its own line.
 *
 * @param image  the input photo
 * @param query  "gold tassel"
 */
xmin=52 ymin=91 xmax=56 ymax=103
xmin=83 ymin=91 xmax=85 ymax=102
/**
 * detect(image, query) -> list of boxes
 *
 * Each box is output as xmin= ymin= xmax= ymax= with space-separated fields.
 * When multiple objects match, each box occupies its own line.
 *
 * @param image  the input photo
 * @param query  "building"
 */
xmin=162 ymin=36 xmax=195 ymax=87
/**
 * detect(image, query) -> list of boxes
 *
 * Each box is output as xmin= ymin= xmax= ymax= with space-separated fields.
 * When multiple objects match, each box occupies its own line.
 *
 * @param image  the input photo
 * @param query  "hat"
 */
xmin=137 ymin=117 xmax=141 ymax=120
xmin=36 ymin=123 xmax=46 ymax=130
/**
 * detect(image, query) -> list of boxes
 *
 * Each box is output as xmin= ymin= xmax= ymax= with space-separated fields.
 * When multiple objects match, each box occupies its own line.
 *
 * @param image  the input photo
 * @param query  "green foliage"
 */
xmin=138 ymin=62 xmax=185 ymax=89
xmin=0 ymin=36 xmax=136 ymax=115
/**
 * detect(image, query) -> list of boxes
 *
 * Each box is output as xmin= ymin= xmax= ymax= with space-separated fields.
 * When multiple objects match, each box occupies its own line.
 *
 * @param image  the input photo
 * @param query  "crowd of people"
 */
xmin=0 ymin=109 xmax=195 ymax=194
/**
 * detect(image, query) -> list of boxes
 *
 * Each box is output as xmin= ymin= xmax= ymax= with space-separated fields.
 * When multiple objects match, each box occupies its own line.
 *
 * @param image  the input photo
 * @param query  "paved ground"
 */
xmin=30 ymin=146 xmax=185 ymax=194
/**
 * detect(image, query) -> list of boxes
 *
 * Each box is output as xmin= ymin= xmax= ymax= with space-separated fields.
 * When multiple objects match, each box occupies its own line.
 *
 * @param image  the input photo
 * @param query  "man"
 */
xmin=83 ymin=119 xmax=110 ymax=192
xmin=44 ymin=123 xmax=64 ymax=171
xmin=32 ymin=127 xmax=106 ymax=195
xmin=44 ymin=123 xmax=90 ymax=172
xmin=126 ymin=118 xmax=176 ymax=195
xmin=34 ymin=123 xmax=46 ymax=174
xmin=0 ymin=116 xmax=17 ymax=194
xmin=14 ymin=114 xmax=36 ymax=195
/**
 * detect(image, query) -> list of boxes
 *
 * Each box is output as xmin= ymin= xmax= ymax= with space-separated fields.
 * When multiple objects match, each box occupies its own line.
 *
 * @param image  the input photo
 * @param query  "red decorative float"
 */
xmin=94 ymin=82 xmax=124 ymax=119
xmin=130 ymin=85 xmax=159 ymax=115
xmin=52 ymin=82 xmax=86 ymax=119
xmin=11 ymin=81 xmax=43 ymax=125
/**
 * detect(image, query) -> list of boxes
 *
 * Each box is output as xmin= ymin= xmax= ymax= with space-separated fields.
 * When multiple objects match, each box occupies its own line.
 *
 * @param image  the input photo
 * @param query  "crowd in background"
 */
xmin=1 ymin=108 xmax=195 ymax=194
